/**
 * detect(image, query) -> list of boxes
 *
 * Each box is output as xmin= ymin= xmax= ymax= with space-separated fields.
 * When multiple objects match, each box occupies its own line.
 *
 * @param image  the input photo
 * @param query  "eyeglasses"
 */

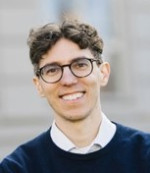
xmin=36 ymin=57 xmax=102 ymax=83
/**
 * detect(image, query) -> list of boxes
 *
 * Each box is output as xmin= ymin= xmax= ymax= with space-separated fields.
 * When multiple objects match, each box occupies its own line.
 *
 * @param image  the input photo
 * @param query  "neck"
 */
xmin=55 ymin=111 xmax=102 ymax=148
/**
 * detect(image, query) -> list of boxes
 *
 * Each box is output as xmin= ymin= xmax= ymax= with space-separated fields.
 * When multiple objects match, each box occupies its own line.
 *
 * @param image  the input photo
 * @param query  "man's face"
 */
xmin=33 ymin=38 xmax=110 ymax=123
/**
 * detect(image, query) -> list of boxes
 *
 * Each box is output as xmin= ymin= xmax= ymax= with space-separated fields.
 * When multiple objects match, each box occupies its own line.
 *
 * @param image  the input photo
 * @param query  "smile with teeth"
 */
xmin=62 ymin=92 xmax=84 ymax=101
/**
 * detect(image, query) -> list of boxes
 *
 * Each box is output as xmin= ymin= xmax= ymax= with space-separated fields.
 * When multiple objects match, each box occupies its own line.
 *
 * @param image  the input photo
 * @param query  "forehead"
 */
xmin=39 ymin=38 xmax=93 ymax=67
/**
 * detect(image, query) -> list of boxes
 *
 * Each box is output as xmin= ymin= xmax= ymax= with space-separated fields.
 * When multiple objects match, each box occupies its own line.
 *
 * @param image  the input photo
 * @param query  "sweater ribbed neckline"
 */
xmin=44 ymin=123 xmax=123 ymax=160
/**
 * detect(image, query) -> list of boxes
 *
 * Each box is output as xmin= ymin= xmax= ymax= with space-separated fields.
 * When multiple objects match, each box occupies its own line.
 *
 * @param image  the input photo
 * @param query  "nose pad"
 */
xmin=60 ymin=66 xmax=78 ymax=85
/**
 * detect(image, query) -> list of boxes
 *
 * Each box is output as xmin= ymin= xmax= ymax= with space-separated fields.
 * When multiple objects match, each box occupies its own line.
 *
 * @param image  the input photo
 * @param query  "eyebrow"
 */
xmin=40 ymin=56 xmax=88 ymax=68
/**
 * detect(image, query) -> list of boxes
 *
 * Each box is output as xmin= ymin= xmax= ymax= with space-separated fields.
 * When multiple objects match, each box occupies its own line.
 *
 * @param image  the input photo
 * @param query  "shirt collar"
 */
xmin=50 ymin=112 xmax=116 ymax=152
xmin=51 ymin=120 xmax=75 ymax=151
xmin=94 ymin=112 xmax=116 ymax=147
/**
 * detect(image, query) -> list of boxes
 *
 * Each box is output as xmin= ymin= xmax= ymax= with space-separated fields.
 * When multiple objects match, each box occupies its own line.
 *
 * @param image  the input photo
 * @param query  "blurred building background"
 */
xmin=0 ymin=0 xmax=150 ymax=159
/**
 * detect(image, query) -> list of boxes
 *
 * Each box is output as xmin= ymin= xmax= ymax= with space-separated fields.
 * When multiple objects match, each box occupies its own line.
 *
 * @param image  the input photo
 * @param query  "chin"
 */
xmin=62 ymin=111 xmax=90 ymax=122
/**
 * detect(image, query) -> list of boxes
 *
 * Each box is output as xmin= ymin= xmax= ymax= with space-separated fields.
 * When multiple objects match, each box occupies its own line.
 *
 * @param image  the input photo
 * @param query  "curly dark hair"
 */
xmin=27 ymin=19 xmax=104 ymax=74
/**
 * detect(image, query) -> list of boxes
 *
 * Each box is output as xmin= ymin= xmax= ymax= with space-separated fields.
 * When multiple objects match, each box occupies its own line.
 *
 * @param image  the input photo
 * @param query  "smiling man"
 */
xmin=1 ymin=19 xmax=150 ymax=173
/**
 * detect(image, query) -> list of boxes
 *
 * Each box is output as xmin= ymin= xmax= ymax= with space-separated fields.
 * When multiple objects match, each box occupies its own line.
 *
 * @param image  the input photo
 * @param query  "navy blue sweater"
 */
xmin=1 ymin=123 xmax=150 ymax=173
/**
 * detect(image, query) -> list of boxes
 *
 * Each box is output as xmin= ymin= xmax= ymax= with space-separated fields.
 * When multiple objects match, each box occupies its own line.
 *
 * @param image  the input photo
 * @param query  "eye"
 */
xmin=72 ymin=59 xmax=89 ymax=70
xmin=42 ymin=65 xmax=61 ymax=76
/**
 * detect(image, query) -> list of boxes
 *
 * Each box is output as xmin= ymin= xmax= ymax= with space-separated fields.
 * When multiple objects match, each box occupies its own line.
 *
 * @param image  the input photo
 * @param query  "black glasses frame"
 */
xmin=36 ymin=57 xmax=102 ymax=83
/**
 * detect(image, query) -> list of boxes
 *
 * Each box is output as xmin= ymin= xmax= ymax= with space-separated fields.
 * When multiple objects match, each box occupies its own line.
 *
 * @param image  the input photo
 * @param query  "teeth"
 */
xmin=62 ymin=93 xmax=83 ymax=101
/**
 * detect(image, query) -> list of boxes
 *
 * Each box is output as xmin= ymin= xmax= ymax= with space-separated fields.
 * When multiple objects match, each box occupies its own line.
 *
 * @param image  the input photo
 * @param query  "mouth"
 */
xmin=60 ymin=92 xmax=85 ymax=101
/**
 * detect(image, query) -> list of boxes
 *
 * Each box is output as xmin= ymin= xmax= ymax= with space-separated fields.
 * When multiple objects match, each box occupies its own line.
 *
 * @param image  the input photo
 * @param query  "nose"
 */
xmin=60 ymin=66 xmax=78 ymax=85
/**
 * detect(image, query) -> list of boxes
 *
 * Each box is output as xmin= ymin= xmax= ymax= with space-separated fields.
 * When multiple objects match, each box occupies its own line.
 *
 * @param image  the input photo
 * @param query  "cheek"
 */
xmin=43 ymin=85 xmax=59 ymax=104
xmin=90 ymin=70 xmax=101 ymax=86
xmin=39 ymin=82 xmax=54 ymax=99
xmin=86 ymin=73 xmax=101 ymax=95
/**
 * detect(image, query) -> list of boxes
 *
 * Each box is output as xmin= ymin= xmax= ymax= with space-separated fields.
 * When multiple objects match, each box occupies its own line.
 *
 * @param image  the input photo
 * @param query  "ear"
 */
xmin=33 ymin=76 xmax=45 ymax=97
xmin=99 ymin=62 xmax=110 ymax=87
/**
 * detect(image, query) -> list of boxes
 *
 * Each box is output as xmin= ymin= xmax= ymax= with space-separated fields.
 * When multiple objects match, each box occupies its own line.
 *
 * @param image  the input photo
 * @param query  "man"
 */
xmin=0 ymin=19 xmax=150 ymax=173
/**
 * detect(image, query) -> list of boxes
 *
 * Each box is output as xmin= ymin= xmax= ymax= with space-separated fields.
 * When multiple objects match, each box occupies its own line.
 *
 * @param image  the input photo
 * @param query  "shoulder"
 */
xmin=115 ymin=123 xmax=150 ymax=142
xmin=0 ymin=129 xmax=50 ymax=173
xmin=115 ymin=123 xmax=150 ymax=158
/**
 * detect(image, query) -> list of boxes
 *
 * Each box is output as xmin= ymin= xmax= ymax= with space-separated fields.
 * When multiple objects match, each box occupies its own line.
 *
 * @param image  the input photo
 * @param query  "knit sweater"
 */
xmin=1 ymin=123 xmax=150 ymax=173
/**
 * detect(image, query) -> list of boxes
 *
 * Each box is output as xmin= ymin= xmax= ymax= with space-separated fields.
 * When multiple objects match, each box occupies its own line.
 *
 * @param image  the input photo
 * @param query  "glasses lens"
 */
xmin=41 ymin=64 xmax=62 ymax=83
xmin=71 ymin=58 xmax=92 ymax=77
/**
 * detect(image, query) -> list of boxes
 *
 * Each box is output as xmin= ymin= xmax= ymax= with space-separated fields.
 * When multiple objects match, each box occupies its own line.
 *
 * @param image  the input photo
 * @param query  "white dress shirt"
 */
xmin=50 ymin=113 xmax=116 ymax=154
